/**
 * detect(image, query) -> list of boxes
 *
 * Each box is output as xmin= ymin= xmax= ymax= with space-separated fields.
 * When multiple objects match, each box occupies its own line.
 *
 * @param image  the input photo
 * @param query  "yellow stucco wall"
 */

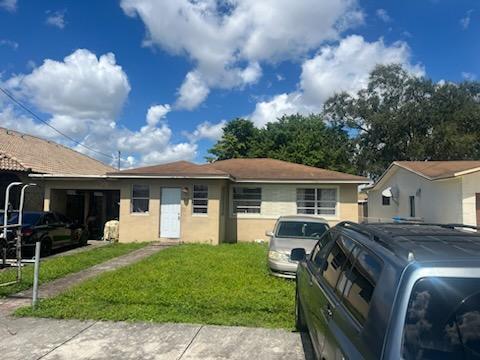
xmin=43 ymin=179 xmax=360 ymax=244
xmin=43 ymin=178 xmax=224 ymax=244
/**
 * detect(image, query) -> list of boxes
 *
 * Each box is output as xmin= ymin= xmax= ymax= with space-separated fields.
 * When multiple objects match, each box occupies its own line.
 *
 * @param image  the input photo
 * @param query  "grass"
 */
xmin=17 ymin=243 xmax=296 ymax=329
xmin=0 ymin=242 xmax=147 ymax=297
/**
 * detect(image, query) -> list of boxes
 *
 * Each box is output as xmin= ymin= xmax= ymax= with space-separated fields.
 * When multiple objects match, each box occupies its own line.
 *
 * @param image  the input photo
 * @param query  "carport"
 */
xmin=47 ymin=188 xmax=120 ymax=239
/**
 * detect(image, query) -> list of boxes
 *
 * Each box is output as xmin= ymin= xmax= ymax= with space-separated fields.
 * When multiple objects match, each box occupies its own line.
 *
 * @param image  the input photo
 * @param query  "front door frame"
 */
xmin=160 ymin=187 xmax=182 ymax=239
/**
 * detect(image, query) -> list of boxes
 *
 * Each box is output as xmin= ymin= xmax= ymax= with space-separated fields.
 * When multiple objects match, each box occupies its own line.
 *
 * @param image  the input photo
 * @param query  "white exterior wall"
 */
xmin=368 ymin=167 xmax=463 ymax=223
xmin=461 ymin=172 xmax=480 ymax=226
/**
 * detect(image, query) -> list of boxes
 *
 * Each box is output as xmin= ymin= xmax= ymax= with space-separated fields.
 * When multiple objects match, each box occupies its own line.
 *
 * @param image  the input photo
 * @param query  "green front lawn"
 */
xmin=18 ymin=244 xmax=296 ymax=329
xmin=0 ymin=242 xmax=147 ymax=297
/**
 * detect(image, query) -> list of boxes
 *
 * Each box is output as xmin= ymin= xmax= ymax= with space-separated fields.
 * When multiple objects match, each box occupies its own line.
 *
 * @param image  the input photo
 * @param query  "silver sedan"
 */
xmin=266 ymin=216 xmax=329 ymax=278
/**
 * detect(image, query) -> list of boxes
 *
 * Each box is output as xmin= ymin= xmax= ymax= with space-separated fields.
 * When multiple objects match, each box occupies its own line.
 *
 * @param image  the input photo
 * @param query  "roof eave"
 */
xmin=233 ymin=179 xmax=370 ymax=184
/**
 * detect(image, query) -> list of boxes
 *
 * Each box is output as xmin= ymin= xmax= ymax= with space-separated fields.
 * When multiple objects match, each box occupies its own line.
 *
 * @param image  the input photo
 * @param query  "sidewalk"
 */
xmin=0 ymin=244 xmax=168 ymax=316
xmin=0 ymin=317 xmax=313 ymax=359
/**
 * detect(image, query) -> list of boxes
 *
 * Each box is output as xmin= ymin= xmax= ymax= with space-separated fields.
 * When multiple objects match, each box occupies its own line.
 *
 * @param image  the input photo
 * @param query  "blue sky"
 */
xmin=0 ymin=0 xmax=478 ymax=167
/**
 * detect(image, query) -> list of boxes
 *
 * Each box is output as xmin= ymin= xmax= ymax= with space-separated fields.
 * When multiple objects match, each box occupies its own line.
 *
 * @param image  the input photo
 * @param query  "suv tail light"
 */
xmin=22 ymin=228 xmax=33 ymax=237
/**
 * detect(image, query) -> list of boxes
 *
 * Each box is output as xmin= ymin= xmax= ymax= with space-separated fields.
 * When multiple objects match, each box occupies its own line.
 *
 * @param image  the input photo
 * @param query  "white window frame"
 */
xmin=131 ymin=184 xmax=150 ymax=214
xmin=192 ymin=185 xmax=208 ymax=215
xmin=296 ymin=187 xmax=338 ymax=217
xmin=232 ymin=186 xmax=262 ymax=215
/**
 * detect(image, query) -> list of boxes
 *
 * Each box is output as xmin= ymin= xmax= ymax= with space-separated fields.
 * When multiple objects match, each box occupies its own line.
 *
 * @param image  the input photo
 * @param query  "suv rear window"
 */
xmin=402 ymin=277 xmax=480 ymax=359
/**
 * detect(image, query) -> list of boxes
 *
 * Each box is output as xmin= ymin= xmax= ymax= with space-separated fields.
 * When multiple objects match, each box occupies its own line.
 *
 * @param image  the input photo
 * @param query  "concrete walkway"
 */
xmin=0 ymin=317 xmax=313 ymax=359
xmin=0 ymin=244 xmax=168 ymax=316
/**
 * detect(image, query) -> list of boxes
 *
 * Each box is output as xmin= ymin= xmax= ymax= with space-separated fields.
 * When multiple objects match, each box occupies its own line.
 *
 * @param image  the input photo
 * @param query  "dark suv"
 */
xmin=292 ymin=222 xmax=480 ymax=360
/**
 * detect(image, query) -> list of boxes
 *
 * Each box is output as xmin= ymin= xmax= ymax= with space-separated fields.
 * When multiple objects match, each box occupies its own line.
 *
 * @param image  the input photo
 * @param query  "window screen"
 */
xmin=233 ymin=187 xmax=261 ymax=214
xmin=131 ymin=185 xmax=149 ymax=213
xmin=342 ymin=249 xmax=382 ymax=325
xmin=193 ymin=185 xmax=208 ymax=214
xmin=297 ymin=188 xmax=337 ymax=216
xmin=382 ymin=196 xmax=390 ymax=206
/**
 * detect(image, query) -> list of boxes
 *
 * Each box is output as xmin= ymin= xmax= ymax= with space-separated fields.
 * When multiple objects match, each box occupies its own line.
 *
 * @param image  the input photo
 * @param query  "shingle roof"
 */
xmin=394 ymin=161 xmax=480 ymax=180
xmin=109 ymin=158 xmax=368 ymax=182
xmin=109 ymin=161 xmax=229 ymax=178
xmin=208 ymin=158 xmax=368 ymax=182
xmin=0 ymin=127 xmax=115 ymax=175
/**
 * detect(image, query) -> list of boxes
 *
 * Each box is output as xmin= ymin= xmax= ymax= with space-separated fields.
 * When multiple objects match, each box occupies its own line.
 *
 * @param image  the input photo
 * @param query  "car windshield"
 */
xmin=402 ymin=276 xmax=480 ymax=360
xmin=0 ymin=212 xmax=41 ymax=226
xmin=276 ymin=221 xmax=328 ymax=239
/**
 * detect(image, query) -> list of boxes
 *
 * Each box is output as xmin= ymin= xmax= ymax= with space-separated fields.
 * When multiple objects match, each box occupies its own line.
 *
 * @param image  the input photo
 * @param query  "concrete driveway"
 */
xmin=0 ymin=317 xmax=314 ymax=359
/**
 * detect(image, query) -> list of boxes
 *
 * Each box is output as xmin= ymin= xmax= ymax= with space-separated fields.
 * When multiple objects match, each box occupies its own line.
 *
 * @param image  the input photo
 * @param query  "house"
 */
xmin=0 ymin=127 xmax=116 ymax=237
xmin=366 ymin=161 xmax=480 ymax=226
xmin=33 ymin=158 xmax=368 ymax=243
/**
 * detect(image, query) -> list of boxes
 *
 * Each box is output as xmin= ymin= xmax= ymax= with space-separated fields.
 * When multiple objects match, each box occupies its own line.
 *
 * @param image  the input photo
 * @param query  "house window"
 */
xmin=131 ymin=185 xmax=149 ymax=213
xmin=409 ymin=196 xmax=416 ymax=218
xmin=233 ymin=187 xmax=262 ymax=214
xmin=193 ymin=185 xmax=208 ymax=214
xmin=297 ymin=188 xmax=337 ymax=216
xmin=382 ymin=196 xmax=390 ymax=206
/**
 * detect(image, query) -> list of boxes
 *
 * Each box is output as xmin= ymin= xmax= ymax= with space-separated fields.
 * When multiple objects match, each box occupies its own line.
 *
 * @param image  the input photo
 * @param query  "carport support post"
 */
xmin=32 ymin=240 xmax=41 ymax=309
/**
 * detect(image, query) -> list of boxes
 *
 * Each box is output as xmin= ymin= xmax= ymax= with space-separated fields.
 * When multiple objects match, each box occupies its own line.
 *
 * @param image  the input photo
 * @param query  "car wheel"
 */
xmin=79 ymin=231 xmax=88 ymax=247
xmin=40 ymin=238 xmax=52 ymax=257
xmin=295 ymin=290 xmax=307 ymax=332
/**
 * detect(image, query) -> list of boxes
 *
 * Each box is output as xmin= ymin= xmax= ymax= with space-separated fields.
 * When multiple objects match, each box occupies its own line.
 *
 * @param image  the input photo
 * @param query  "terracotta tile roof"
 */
xmin=0 ymin=127 xmax=115 ymax=175
xmin=0 ymin=152 xmax=27 ymax=172
xmin=394 ymin=161 xmax=480 ymax=180
xmin=110 ymin=158 xmax=368 ymax=182
xmin=109 ymin=161 xmax=230 ymax=178
xmin=209 ymin=158 xmax=368 ymax=182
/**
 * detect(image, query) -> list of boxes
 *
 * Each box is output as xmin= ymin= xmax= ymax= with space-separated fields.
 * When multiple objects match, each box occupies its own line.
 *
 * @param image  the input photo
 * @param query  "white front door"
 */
xmin=160 ymin=188 xmax=181 ymax=238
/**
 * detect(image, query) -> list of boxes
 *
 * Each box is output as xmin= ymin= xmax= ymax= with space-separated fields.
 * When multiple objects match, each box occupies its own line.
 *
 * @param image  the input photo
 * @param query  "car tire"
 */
xmin=40 ymin=238 xmax=52 ymax=257
xmin=295 ymin=290 xmax=307 ymax=332
xmin=79 ymin=231 xmax=88 ymax=247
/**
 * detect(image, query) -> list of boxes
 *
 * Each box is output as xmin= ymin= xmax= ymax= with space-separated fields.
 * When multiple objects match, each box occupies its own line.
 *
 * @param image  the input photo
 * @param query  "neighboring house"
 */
xmin=367 ymin=161 xmax=480 ymax=226
xmin=33 ymin=158 xmax=368 ymax=244
xmin=0 ymin=128 xmax=115 ymax=237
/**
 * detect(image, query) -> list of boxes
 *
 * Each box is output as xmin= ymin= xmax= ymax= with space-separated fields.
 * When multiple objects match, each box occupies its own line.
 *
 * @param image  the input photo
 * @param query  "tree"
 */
xmin=207 ymin=114 xmax=356 ymax=173
xmin=206 ymin=118 xmax=260 ymax=161
xmin=324 ymin=64 xmax=480 ymax=178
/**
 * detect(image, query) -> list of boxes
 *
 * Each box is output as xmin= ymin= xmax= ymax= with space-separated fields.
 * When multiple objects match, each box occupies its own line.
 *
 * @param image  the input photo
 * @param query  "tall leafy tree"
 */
xmin=324 ymin=64 xmax=480 ymax=178
xmin=207 ymin=114 xmax=355 ymax=173
xmin=206 ymin=118 xmax=260 ymax=161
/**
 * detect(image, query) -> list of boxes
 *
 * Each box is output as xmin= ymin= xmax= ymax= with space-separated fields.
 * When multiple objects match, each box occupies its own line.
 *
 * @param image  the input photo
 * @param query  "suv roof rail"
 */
xmin=337 ymin=221 xmax=415 ymax=261
xmin=440 ymin=224 xmax=480 ymax=231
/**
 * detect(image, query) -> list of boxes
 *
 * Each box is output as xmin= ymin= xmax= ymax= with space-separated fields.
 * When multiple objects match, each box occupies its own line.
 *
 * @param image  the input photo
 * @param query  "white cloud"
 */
xmin=46 ymin=10 xmax=67 ymax=29
xmin=249 ymin=35 xmax=424 ymax=127
xmin=0 ymin=0 xmax=16 ymax=12
xmin=176 ymin=71 xmax=210 ymax=110
xmin=376 ymin=9 xmax=391 ymax=22
xmin=0 ymin=39 xmax=18 ymax=50
xmin=184 ymin=120 xmax=226 ymax=142
xmin=121 ymin=0 xmax=363 ymax=109
xmin=460 ymin=9 xmax=473 ymax=29
xmin=250 ymin=93 xmax=312 ymax=127
xmin=1 ymin=49 xmax=197 ymax=167
xmin=462 ymin=72 xmax=476 ymax=81
xmin=146 ymin=104 xmax=171 ymax=127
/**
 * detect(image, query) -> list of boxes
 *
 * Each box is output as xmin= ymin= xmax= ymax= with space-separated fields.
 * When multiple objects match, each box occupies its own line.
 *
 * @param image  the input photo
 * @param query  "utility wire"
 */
xmin=0 ymin=86 xmax=115 ymax=160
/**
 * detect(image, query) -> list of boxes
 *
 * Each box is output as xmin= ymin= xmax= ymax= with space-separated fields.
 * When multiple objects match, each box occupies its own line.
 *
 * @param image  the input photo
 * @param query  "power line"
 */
xmin=0 ymin=86 xmax=115 ymax=160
